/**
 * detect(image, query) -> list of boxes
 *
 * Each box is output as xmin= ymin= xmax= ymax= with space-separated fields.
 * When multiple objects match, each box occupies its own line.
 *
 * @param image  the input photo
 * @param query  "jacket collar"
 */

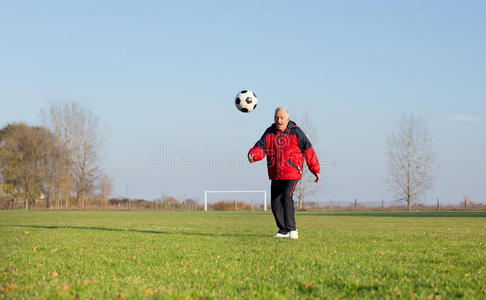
xmin=272 ymin=120 xmax=297 ymax=132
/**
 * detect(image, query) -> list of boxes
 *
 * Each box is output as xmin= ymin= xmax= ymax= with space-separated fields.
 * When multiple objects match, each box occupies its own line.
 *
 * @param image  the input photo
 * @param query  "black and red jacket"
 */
xmin=249 ymin=120 xmax=320 ymax=180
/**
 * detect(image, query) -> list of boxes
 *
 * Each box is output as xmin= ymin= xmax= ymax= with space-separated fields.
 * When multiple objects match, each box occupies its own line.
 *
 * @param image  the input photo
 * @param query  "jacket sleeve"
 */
xmin=297 ymin=128 xmax=320 ymax=175
xmin=303 ymin=147 xmax=320 ymax=175
xmin=248 ymin=130 xmax=268 ymax=162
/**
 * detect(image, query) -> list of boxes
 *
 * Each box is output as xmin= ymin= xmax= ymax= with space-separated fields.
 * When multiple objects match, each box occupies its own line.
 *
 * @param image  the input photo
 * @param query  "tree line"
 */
xmin=1 ymin=105 xmax=477 ymax=211
xmin=0 ymin=102 xmax=112 ymax=209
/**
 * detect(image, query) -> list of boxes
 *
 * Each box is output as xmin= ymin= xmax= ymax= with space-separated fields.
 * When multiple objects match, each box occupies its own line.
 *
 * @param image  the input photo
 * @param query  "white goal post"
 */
xmin=204 ymin=190 xmax=267 ymax=211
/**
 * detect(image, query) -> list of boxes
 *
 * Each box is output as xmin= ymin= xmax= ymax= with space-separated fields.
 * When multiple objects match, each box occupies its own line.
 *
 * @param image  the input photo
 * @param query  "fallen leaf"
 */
xmin=5 ymin=285 xmax=17 ymax=292
xmin=63 ymin=281 xmax=74 ymax=291
xmin=144 ymin=289 xmax=157 ymax=294
xmin=445 ymin=265 xmax=456 ymax=272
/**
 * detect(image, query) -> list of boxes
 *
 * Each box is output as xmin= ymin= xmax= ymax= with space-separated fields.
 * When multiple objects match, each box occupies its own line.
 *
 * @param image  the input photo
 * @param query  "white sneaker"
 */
xmin=289 ymin=231 xmax=299 ymax=239
xmin=274 ymin=232 xmax=289 ymax=238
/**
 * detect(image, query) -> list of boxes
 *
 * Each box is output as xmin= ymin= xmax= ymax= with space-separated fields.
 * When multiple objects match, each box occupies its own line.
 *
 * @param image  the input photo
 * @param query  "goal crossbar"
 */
xmin=204 ymin=190 xmax=267 ymax=211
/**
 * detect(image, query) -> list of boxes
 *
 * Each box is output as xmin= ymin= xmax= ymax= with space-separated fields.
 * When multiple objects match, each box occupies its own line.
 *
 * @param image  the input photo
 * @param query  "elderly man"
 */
xmin=248 ymin=107 xmax=320 ymax=239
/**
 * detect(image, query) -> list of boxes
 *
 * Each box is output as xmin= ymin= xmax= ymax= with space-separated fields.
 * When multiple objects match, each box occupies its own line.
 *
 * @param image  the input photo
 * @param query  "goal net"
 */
xmin=204 ymin=190 xmax=267 ymax=211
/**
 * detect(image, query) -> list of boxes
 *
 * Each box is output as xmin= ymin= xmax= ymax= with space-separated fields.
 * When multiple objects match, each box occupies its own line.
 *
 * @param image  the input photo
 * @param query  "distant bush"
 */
xmin=210 ymin=201 xmax=250 ymax=211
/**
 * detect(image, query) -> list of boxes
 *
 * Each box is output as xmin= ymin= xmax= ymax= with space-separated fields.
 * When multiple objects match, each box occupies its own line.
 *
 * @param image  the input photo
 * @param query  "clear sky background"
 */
xmin=1 ymin=1 xmax=485 ymax=206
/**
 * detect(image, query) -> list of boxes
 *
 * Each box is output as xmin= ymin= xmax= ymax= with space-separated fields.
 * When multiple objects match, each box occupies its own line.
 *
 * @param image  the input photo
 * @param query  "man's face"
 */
xmin=274 ymin=110 xmax=290 ymax=131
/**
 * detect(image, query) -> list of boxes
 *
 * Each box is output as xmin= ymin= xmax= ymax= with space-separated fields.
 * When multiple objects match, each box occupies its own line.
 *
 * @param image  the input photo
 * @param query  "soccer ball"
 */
xmin=235 ymin=90 xmax=258 ymax=113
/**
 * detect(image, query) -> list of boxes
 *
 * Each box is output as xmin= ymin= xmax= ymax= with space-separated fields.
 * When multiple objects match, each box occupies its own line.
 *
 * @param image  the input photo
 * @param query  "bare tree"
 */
xmin=38 ymin=126 xmax=61 ymax=209
xmin=295 ymin=112 xmax=321 ymax=210
xmin=41 ymin=102 xmax=108 ymax=208
xmin=462 ymin=195 xmax=473 ymax=209
xmin=98 ymin=174 xmax=113 ymax=207
xmin=386 ymin=112 xmax=435 ymax=210
xmin=72 ymin=106 xmax=102 ymax=208
xmin=41 ymin=103 xmax=76 ymax=208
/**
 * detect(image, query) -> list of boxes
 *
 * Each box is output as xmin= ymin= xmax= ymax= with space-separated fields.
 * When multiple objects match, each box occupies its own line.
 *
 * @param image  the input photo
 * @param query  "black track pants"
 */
xmin=271 ymin=179 xmax=298 ymax=233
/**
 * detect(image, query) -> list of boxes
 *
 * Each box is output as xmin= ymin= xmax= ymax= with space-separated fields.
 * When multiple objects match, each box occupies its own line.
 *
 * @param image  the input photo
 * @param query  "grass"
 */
xmin=0 ymin=210 xmax=485 ymax=299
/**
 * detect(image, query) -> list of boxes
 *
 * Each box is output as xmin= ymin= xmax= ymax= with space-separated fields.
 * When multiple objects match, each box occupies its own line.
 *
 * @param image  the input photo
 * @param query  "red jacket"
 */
xmin=249 ymin=121 xmax=320 ymax=180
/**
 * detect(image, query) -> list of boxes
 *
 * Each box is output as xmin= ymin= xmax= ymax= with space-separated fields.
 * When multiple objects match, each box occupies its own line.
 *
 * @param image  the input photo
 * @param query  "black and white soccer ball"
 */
xmin=235 ymin=90 xmax=258 ymax=113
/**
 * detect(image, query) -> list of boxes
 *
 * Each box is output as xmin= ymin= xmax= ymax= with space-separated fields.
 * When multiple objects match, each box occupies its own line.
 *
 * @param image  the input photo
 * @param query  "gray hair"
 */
xmin=274 ymin=106 xmax=289 ymax=116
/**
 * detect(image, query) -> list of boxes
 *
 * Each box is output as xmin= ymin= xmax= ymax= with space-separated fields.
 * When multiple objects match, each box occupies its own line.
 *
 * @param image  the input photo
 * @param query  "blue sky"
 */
xmin=1 ymin=1 xmax=485 ymax=205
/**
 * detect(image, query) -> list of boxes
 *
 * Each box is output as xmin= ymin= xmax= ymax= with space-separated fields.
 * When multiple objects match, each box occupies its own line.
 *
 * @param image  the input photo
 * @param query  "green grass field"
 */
xmin=1 ymin=210 xmax=485 ymax=299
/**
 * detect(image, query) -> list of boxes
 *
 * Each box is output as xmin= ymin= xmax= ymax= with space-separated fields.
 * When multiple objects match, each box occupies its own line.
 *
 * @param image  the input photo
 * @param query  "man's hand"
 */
xmin=314 ymin=173 xmax=320 ymax=183
xmin=248 ymin=153 xmax=254 ymax=163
